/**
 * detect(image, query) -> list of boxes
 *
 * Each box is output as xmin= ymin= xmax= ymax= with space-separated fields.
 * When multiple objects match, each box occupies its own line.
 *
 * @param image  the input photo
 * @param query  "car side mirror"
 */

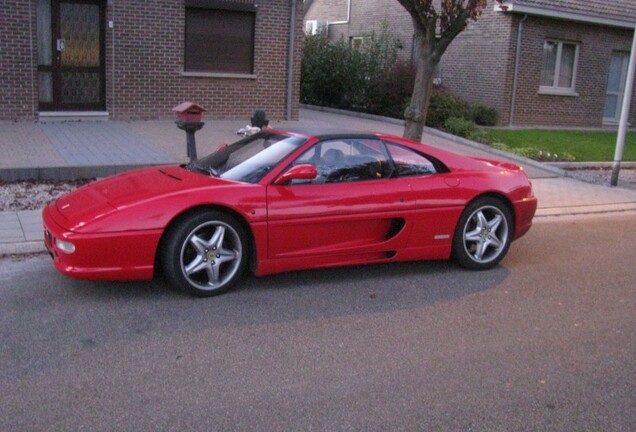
xmin=274 ymin=164 xmax=317 ymax=185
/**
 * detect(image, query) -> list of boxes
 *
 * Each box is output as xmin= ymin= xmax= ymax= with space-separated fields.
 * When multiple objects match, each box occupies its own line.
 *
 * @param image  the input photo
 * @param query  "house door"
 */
xmin=37 ymin=0 xmax=106 ymax=111
xmin=603 ymin=52 xmax=630 ymax=124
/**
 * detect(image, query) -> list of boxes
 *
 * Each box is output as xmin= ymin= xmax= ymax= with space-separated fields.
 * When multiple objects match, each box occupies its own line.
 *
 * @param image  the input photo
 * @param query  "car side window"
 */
xmin=292 ymin=139 xmax=390 ymax=184
xmin=385 ymin=143 xmax=437 ymax=177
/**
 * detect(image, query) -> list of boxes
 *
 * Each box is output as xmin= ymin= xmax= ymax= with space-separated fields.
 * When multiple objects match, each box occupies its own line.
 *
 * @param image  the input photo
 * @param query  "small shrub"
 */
xmin=487 ymin=142 xmax=576 ymax=162
xmin=470 ymin=103 xmax=499 ymax=126
xmin=426 ymin=90 xmax=469 ymax=129
xmin=560 ymin=152 xmax=576 ymax=162
xmin=301 ymin=34 xmax=353 ymax=107
xmin=491 ymin=142 xmax=510 ymax=152
xmin=469 ymin=128 xmax=491 ymax=144
xmin=535 ymin=150 xmax=576 ymax=162
xmin=444 ymin=117 xmax=475 ymax=138
xmin=300 ymin=22 xmax=407 ymax=117
xmin=366 ymin=61 xmax=415 ymax=118
xmin=513 ymin=147 xmax=542 ymax=160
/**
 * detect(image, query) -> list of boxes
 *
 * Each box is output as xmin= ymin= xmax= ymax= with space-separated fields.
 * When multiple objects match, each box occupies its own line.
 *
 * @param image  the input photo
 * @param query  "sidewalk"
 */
xmin=2 ymin=107 xmax=636 ymax=255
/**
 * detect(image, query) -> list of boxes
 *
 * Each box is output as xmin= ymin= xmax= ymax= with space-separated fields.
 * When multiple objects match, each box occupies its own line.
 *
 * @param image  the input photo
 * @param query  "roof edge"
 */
xmin=495 ymin=2 xmax=636 ymax=29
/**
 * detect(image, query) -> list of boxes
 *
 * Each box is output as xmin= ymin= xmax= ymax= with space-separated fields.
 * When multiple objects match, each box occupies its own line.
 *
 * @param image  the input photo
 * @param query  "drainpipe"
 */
xmin=29 ymin=1 xmax=35 ymax=119
xmin=110 ymin=0 xmax=116 ymax=118
xmin=285 ymin=0 xmax=297 ymax=120
xmin=328 ymin=0 xmax=351 ymax=26
xmin=509 ymin=14 xmax=528 ymax=127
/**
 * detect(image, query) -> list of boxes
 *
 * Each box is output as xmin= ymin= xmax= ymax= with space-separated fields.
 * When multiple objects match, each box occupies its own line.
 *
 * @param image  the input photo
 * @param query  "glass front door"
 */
xmin=603 ymin=52 xmax=630 ymax=124
xmin=37 ymin=0 xmax=105 ymax=111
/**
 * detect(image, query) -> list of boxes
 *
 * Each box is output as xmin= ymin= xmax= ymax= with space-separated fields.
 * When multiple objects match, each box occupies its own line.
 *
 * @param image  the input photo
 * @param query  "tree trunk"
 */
xmin=403 ymin=25 xmax=438 ymax=142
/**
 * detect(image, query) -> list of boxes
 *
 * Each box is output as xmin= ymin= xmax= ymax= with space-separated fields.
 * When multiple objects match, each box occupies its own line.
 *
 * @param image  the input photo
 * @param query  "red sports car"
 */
xmin=43 ymin=129 xmax=537 ymax=296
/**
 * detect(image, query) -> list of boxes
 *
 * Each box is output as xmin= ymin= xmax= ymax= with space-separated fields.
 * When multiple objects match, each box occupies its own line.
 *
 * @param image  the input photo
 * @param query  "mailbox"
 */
xmin=172 ymin=101 xmax=207 ymax=123
xmin=173 ymin=101 xmax=207 ymax=162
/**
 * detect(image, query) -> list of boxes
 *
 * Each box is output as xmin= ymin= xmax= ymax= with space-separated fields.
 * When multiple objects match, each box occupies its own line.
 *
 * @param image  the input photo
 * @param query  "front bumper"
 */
xmin=43 ymin=205 xmax=160 ymax=281
xmin=512 ymin=196 xmax=538 ymax=240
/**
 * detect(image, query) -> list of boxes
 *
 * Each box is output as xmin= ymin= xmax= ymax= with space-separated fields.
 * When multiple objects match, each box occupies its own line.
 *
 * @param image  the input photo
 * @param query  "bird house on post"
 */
xmin=172 ymin=102 xmax=207 ymax=162
xmin=172 ymin=102 xmax=207 ymax=124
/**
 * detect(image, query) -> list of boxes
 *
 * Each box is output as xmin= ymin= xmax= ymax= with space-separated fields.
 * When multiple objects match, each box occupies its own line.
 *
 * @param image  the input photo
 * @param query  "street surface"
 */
xmin=1 ymin=213 xmax=635 ymax=431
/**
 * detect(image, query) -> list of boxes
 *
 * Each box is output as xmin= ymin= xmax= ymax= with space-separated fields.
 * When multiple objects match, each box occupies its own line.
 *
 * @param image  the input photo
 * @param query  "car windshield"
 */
xmin=189 ymin=132 xmax=308 ymax=183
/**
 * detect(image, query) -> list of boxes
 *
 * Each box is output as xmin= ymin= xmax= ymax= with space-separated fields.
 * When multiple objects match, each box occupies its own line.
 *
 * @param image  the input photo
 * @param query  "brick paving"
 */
xmin=0 ymin=122 xmax=65 ymax=169
xmin=39 ymin=122 xmax=174 ymax=166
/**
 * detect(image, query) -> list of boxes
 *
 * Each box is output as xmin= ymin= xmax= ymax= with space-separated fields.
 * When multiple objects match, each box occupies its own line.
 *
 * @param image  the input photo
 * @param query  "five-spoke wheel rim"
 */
xmin=179 ymin=221 xmax=243 ymax=291
xmin=462 ymin=205 xmax=509 ymax=264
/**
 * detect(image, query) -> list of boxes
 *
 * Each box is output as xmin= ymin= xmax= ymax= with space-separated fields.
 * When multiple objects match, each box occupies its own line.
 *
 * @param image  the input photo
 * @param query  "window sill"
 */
xmin=181 ymin=71 xmax=257 ymax=79
xmin=538 ymin=87 xmax=579 ymax=97
xmin=603 ymin=120 xmax=632 ymax=127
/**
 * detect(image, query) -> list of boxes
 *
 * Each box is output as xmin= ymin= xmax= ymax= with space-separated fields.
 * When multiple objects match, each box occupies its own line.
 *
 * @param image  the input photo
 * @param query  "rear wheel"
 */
xmin=452 ymin=197 xmax=512 ymax=270
xmin=161 ymin=210 xmax=247 ymax=296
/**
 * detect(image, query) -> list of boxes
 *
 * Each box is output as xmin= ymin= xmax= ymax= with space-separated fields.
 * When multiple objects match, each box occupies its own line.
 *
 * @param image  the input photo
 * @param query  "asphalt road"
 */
xmin=1 ymin=213 xmax=635 ymax=432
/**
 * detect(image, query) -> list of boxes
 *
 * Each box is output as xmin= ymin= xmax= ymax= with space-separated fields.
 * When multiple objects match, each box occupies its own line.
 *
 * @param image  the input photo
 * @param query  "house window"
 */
xmin=539 ymin=40 xmax=579 ymax=95
xmin=350 ymin=36 xmax=369 ymax=50
xmin=184 ymin=1 xmax=256 ymax=74
xmin=603 ymin=52 xmax=630 ymax=123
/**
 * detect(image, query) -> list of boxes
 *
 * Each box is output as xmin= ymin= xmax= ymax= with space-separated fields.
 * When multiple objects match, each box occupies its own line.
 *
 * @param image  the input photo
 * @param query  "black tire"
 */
xmin=452 ymin=197 xmax=513 ymax=270
xmin=161 ymin=210 xmax=247 ymax=296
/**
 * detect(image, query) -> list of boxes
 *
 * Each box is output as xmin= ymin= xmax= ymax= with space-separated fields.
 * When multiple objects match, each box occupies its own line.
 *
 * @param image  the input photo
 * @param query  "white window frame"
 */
xmin=603 ymin=52 xmax=630 ymax=124
xmin=350 ymin=36 xmax=370 ymax=50
xmin=539 ymin=40 xmax=580 ymax=96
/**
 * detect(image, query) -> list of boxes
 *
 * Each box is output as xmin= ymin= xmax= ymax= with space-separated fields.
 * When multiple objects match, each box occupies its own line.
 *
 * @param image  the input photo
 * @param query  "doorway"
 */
xmin=603 ymin=52 xmax=630 ymax=124
xmin=37 ymin=0 xmax=106 ymax=111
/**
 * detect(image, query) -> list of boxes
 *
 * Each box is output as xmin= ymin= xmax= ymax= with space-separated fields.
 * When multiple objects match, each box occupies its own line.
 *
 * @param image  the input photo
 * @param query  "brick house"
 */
xmin=1 ymin=0 xmax=303 ymax=121
xmin=304 ymin=0 xmax=636 ymax=128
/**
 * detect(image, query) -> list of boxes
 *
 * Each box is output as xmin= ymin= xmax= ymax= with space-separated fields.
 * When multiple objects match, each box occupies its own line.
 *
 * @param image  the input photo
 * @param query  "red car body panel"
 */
xmin=44 ymin=206 xmax=161 ymax=279
xmin=44 ymin=166 xmax=268 ymax=280
xmin=43 ymin=130 xmax=537 ymax=282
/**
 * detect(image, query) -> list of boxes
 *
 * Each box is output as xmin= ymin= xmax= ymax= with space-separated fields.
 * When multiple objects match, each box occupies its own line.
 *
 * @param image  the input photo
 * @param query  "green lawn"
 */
xmin=486 ymin=129 xmax=636 ymax=162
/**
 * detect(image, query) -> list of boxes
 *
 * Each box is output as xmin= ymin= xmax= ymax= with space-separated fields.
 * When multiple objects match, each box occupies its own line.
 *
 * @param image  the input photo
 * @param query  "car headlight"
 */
xmin=55 ymin=239 xmax=76 ymax=254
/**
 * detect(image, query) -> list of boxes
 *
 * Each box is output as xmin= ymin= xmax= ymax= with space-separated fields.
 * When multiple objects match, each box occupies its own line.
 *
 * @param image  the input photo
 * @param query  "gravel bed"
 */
xmin=565 ymin=167 xmax=636 ymax=190
xmin=0 ymin=179 xmax=93 ymax=211
xmin=1 ymin=168 xmax=634 ymax=212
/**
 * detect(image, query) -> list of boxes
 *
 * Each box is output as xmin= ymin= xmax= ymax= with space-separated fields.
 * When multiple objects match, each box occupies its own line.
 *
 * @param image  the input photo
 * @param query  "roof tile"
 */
xmin=511 ymin=0 xmax=636 ymax=23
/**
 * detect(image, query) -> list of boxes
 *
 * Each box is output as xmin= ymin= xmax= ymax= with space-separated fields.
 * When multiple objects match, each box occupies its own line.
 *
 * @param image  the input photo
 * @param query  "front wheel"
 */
xmin=452 ymin=197 xmax=513 ymax=270
xmin=161 ymin=210 xmax=247 ymax=296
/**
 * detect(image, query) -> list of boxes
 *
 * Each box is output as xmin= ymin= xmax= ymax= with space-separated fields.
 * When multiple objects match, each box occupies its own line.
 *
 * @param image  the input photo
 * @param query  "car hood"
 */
xmin=54 ymin=166 xmax=231 ymax=228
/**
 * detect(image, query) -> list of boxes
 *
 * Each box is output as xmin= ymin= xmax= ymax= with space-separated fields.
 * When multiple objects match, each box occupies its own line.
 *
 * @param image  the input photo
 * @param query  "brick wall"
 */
xmin=108 ymin=0 xmax=303 ymax=121
xmin=306 ymin=0 xmax=636 ymax=128
xmin=443 ymin=7 xmax=636 ymax=127
xmin=510 ymin=15 xmax=636 ymax=128
xmin=0 ymin=0 xmax=37 ymax=120
xmin=348 ymin=0 xmax=413 ymax=62
xmin=306 ymin=0 xmax=414 ymax=61
xmin=440 ymin=6 xmax=517 ymax=125
xmin=0 ymin=0 xmax=302 ymax=121
xmin=304 ymin=0 xmax=348 ymax=25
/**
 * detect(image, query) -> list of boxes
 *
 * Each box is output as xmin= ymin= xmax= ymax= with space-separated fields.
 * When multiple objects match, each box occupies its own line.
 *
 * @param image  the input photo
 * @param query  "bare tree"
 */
xmin=397 ymin=0 xmax=490 ymax=141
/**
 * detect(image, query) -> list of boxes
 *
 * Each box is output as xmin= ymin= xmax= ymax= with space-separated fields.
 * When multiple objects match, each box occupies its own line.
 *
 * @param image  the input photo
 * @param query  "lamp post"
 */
xmin=611 ymin=26 xmax=636 ymax=187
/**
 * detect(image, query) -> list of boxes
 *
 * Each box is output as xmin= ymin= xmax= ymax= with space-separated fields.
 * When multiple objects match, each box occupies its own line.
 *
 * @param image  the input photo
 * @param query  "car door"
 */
xmin=382 ymin=141 xmax=465 ymax=250
xmin=266 ymin=138 xmax=416 ymax=260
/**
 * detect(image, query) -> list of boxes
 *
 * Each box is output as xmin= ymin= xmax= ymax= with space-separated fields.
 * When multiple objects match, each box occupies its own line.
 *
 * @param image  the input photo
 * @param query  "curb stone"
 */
xmin=0 ymin=241 xmax=47 ymax=256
